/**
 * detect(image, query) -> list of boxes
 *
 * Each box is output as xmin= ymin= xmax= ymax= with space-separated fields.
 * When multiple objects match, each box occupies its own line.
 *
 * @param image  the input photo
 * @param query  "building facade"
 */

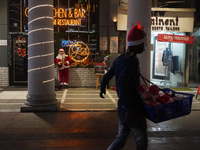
xmin=0 ymin=0 xmax=199 ymax=88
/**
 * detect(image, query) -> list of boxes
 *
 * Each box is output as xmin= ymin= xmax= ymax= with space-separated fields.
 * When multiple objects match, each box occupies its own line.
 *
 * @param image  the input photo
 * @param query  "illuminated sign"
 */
xmin=75 ymin=3 xmax=98 ymax=12
xmin=24 ymin=7 xmax=28 ymax=17
xmin=53 ymin=7 xmax=86 ymax=26
xmin=68 ymin=41 xmax=90 ymax=62
xmin=61 ymin=40 xmax=76 ymax=48
xmin=24 ymin=7 xmax=86 ymax=26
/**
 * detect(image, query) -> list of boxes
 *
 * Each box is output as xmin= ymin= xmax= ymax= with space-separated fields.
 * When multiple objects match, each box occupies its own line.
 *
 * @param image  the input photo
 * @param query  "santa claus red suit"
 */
xmin=55 ymin=48 xmax=71 ymax=86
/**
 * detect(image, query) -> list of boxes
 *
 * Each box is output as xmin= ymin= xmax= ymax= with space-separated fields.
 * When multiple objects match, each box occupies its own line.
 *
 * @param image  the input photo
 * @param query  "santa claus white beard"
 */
xmin=61 ymin=54 xmax=65 ymax=63
xmin=57 ymin=54 xmax=65 ymax=63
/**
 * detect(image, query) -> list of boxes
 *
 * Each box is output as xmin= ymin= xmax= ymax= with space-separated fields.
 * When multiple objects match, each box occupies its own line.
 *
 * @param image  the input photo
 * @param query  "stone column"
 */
xmin=24 ymin=0 xmax=58 ymax=110
xmin=127 ymin=0 xmax=151 ymax=80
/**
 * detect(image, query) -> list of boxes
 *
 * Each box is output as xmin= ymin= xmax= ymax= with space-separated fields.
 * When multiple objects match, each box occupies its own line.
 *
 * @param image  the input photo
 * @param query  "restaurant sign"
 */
xmin=53 ymin=7 xmax=86 ymax=26
xmin=25 ymin=7 xmax=86 ymax=26
xmin=68 ymin=41 xmax=90 ymax=63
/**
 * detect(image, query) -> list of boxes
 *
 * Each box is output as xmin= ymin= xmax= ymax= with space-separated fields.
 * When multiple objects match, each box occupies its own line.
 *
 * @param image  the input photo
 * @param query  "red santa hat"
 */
xmin=59 ymin=48 xmax=64 ymax=52
xmin=127 ymin=21 xmax=147 ymax=47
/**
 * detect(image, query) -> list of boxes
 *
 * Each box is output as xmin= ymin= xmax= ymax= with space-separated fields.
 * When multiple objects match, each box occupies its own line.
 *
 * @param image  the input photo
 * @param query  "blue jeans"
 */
xmin=107 ymin=118 xmax=148 ymax=150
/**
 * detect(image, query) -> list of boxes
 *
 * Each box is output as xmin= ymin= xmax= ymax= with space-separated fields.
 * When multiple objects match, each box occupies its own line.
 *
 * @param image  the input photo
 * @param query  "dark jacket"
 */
xmin=100 ymin=53 xmax=146 ymax=118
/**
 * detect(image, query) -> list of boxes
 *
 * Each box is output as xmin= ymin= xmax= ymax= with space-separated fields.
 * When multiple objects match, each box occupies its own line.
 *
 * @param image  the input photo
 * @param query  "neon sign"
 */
xmin=53 ymin=8 xmax=86 ymax=26
xmin=54 ymin=8 xmax=86 ymax=18
xmin=61 ymin=40 xmax=77 ymax=48
xmin=75 ymin=3 xmax=98 ymax=12
xmin=24 ymin=7 xmax=86 ymax=26
xmin=68 ymin=41 xmax=90 ymax=63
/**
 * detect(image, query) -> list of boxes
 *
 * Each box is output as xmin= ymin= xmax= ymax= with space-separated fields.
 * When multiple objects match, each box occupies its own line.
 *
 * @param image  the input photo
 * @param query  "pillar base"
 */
xmin=25 ymin=93 xmax=58 ymax=106
xmin=22 ymin=93 xmax=60 ymax=112
xmin=21 ymin=102 xmax=60 ymax=112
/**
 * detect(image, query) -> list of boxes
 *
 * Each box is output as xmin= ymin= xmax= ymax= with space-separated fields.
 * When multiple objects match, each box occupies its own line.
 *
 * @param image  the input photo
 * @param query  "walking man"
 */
xmin=100 ymin=22 xmax=148 ymax=150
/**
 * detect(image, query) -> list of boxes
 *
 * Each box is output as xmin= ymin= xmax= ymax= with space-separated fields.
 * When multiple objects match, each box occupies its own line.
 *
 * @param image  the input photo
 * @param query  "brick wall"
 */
xmin=0 ymin=67 xmax=9 ymax=87
xmin=54 ymin=68 xmax=97 ymax=87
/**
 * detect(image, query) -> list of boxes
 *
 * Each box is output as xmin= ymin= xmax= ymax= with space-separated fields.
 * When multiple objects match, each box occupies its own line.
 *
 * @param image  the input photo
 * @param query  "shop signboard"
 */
xmin=157 ymin=34 xmax=194 ymax=44
xmin=151 ymin=8 xmax=195 ymax=32
xmin=95 ymin=55 xmax=107 ymax=74
xmin=117 ymin=8 xmax=195 ymax=32
xmin=94 ymin=62 xmax=107 ymax=74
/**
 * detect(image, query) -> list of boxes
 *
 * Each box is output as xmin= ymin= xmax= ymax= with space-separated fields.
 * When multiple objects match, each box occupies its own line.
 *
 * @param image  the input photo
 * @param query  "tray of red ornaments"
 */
xmin=137 ymin=84 xmax=194 ymax=123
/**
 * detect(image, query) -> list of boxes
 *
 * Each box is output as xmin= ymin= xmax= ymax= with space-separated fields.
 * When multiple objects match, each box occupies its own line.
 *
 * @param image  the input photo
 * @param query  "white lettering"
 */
xmin=163 ymin=35 xmax=173 ymax=41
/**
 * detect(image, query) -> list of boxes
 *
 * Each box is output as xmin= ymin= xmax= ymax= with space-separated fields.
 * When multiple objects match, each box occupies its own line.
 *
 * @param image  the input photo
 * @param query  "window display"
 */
xmin=151 ymin=32 xmax=186 ymax=87
xmin=53 ymin=0 xmax=99 ymax=68
xmin=152 ymin=36 xmax=170 ymax=80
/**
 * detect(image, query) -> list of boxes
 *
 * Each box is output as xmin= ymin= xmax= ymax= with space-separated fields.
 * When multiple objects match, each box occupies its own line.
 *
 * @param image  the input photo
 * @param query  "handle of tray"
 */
xmin=139 ymin=73 xmax=175 ymax=99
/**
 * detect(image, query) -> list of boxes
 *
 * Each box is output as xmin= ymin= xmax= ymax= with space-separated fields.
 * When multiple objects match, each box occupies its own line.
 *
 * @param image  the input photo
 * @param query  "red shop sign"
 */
xmin=157 ymin=34 xmax=194 ymax=44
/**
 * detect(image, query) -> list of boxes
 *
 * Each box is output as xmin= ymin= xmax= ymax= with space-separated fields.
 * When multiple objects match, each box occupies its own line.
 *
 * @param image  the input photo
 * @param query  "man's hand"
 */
xmin=100 ymin=90 xmax=106 ymax=99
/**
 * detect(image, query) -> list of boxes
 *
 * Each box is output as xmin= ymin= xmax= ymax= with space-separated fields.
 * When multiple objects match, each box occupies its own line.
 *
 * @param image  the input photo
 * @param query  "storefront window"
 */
xmin=23 ymin=0 xmax=99 ymax=68
xmin=151 ymin=31 xmax=186 ymax=87
xmin=9 ymin=0 xmax=100 ymax=85
xmin=53 ymin=0 xmax=99 ymax=68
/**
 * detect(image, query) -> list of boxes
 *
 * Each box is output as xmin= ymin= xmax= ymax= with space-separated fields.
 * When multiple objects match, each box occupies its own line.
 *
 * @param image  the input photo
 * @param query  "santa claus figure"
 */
xmin=55 ymin=48 xmax=71 ymax=86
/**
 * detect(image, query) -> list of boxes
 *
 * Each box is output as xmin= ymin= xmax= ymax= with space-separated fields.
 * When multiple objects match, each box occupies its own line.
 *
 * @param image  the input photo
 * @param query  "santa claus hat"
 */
xmin=59 ymin=48 xmax=64 ymax=52
xmin=127 ymin=21 xmax=147 ymax=46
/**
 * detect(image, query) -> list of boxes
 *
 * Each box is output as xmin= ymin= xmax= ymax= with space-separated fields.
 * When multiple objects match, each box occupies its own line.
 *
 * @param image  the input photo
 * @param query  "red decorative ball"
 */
xmin=137 ymin=84 xmax=148 ymax=93
xmin=149 ymin=85 xmax=159 ymax=95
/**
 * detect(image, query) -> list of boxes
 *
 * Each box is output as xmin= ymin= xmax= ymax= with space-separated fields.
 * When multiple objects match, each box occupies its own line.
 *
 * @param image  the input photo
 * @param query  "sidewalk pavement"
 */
xmin=0 ymin=111 xmax=200 ymax=150
xmin=0 ymin=87 xmax=200 ymax=112
xmin=0 ymin=87 xmax=200 ymax=149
